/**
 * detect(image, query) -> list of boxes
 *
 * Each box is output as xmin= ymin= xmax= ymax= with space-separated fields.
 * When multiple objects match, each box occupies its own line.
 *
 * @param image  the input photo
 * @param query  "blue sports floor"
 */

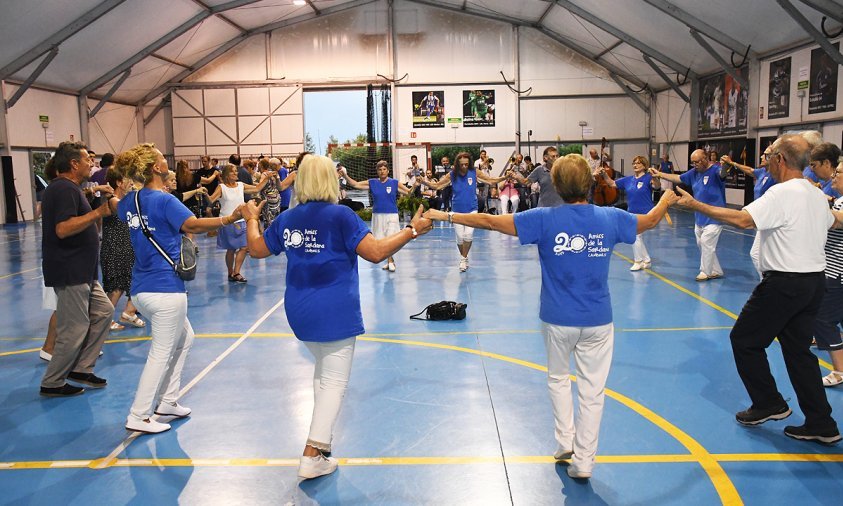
xmin=1 ymin=209 xmax=842 ymax=505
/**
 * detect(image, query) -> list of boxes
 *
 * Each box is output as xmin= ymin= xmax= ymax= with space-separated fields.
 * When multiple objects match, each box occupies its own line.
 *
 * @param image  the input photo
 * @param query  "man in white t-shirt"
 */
xmin=675 ymin=134 xmax=842 ymax=445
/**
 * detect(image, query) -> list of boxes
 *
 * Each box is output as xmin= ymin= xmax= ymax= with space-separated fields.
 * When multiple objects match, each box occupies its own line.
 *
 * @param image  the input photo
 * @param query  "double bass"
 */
xmin=593 ymin=137 xmax=618 ymax=206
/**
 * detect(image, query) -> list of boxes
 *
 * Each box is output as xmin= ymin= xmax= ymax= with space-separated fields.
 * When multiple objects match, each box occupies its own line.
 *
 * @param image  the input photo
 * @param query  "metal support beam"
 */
xmin=189 ymin=0 xmax=247 ymax=33
xmin=595 ymin=40 xmax=623 ymax=59
xmin=304 ymin=0 xmax=321 ymax=15
xmin=143 ymin=96 xmax=170 ymax=127
xmin=78 ymin=95 xmax=90 ymax=145
xmin=778 ymin=0 xmax=843 ymax=66
xmin=689 ymin=29 xmax=749 ymax=88
xmin=609 ymin=73 xmax=649 ymax=113
xmin=0 ymin=0 xmax=126 ymax=81
xmin=80 ymin=0 xmax=261 ymax=96
xmin=151 ymin=53 xmax=192 ymax=70
xmin=89 ymin=69 xmax=132 ymax=118
xmin=799 ymin=0 xmax=843 ymax=24
xmin=643 ymin=54 xmax=689 ymax=102
xmin=537 ymin=2 xmax=555 ymax=25
xmin=553 ymin=0 xmax=695 ymax=78
xmin=5 ymin=48 xmax=59 ymax=110
xmin=642 ymin=0 xmax=753 ymax=56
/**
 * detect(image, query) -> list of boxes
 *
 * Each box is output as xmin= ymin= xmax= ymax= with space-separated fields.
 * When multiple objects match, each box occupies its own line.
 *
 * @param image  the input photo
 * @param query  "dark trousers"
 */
xmin=729 ymin=272 xmax=836 ymax=429
xmin=442 ymin=186 xmax=452 ymax=211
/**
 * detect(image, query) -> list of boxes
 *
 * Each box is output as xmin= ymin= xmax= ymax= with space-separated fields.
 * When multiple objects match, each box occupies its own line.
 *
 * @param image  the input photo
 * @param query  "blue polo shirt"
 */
xmin=279 ymin=167 xmax=292 ymax=207
xmin=660 ymin=161 xmax=674 ymax=174
xmin=822 ymin=178 xmax=841 ymax=199
xmin=118 ymin=189 xmax=195 ymax=295
xmin=450 ymin=168 xmax=478 ymax=213
xmin=679 ymin=166 xmax=726 ymax=226
xmin=513 ymin=205 xmax=637 ymax=327
xmin=263 ymin=201 xmax=370 ymax=342
xmin=369 ymin=178 xmax=399 ymax=213
xmin=753 ymin=168 xmax=776 ymax=200
xmin=615 ymin=173 xmax=654 ymax=215
xmin=803 ymin=166 xmax=821 ymax=183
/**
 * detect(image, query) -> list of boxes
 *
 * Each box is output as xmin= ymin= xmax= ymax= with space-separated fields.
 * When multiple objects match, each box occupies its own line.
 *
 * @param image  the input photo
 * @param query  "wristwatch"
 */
xmin=405 ymin=225 xmax=418 ymax=239
xmin=448 ymin=211 xmax=454 ymax=223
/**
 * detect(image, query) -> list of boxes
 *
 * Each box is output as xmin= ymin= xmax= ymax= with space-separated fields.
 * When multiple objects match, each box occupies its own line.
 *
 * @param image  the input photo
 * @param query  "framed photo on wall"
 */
xmin=462 ymin=90 xmax=495 ymax=127
xmin=412 ymin=91 xmax=445 ymax=128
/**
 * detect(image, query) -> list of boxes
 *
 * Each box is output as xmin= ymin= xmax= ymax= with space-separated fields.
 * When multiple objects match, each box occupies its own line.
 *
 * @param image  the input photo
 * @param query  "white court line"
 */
xmin=721 ymin=227 xmax=755 ymax=238
xmin=93 ymin=297 xmax=285 ymax=470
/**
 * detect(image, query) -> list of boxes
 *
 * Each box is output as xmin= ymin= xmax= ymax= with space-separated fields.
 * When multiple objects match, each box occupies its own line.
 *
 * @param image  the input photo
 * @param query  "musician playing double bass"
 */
xmin=589 ymin=139 xmax=618 ymax=206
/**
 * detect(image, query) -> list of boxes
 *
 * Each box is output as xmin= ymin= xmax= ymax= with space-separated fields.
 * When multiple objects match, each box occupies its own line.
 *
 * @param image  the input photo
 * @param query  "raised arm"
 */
xmin=649 ymin=167 xmax=683 ymax=185
xmin=635 ymin=188 xmax=677 ymax=234
xmin=478 ymin=170 xmax=510 ymax=186
xmin=675 ymin=187 xmax=755 ymax=229
xmin=356 ymin=204 xmax=433 ymax=262
xmin=397 ymin=181 xmax=418 ymax=196
xmin=181 ymin=205 xmax=243 ymax=234
xmin=199 ymin=171 xmax=218 ymax=185
xmin=341 ymin=170 xmax=369 ymax=190
xmin=424 ymin=208 xmax=517 ymax=236
xmin=243 ymin=175 xmax=270 ymax=195
xmin=207 ymin=185 xmax=222 ymax=203
xmin=720 ymin=155 xmax=755 ymax=178
xmin=278 ymin=171 xmax=296 ymax=191
xmin=55 ymin=197 xmax=113 ymax=239
xmin=420 ymin=172 xmax=450 ymax=190
xmin=599 ymin=168 xmax=617 ymax=188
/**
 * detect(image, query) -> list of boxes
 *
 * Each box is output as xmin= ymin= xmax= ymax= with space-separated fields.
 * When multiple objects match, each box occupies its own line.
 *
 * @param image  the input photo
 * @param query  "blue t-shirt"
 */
xmin=369 ymin=178 xmax=399 ymax=213
xmin=753 ymin=168 xmax=776 ymax=200
xmin=263 ymin=202 xmax=370 ymax=342
xmin=118 ymin=189 xmax=194 ymax=295
xmin=513 ymin=205 xmax=637 ymax=327
xmin=660 ymin=161 xmax=674 ymax=174
xmin=679 ymin=166 xmax=726 ymax=226
xmin=803 ymin=166 xmax=821 ymax=183
xmin=615 ymin=173 xmax=654 ymax=215
xmin=279 ymin=167 xmax=292 ymax=207
xmin=450 ymin=168 xmax=478 ymax=213
xmin=822 ymin=178 xmax=840 ymax=199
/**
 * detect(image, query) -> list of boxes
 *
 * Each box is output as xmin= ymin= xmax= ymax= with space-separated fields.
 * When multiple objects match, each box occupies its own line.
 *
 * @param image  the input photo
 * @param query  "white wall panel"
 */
xmin=239 ymin=117 xmax=272 ymax=145
xmin=395 ymin=2 xmax=514 ymax=85
xmin=653 ymin=86 xmax=691 ymax=143
xmin=519 ymin=96 xmax=647 ymax=142
xmin=173 ymin=117 xmax=205 ymax=146
xmin=4 ymin=85 xmax=80 ymax=148
xmin=205 ymin=117 xmax=238 ymax=145
xmin=271 ymin=116 xmax=304 ymax=145
xmin=87 ymin=101 xmax=139 ymax=155
xmin=271 ymin=87 xmax=303 ymax=114
xmin=204 ymin=89 xmax=237 ymax=117
xmin=144 ymin=105 xmax=171 ymax=154
xmin=172 ymin=90 xmax=204 ymax=117
xmin=238 ymin=88 xmax=270 ymax=116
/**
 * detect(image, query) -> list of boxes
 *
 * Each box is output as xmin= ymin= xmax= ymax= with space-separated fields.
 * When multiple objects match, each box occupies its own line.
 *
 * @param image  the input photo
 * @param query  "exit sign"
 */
xmin=39 ymin=115 xmax=49 ymax=122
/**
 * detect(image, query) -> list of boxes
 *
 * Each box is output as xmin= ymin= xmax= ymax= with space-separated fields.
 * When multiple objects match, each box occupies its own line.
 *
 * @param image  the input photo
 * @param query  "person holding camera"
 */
xmin=111 ymin=143 xmax=244 ymax=434
xmin=423 ymin=154 xmax=677 ymax=479
xmin=241 ymin=154 xmax=434 ymax=479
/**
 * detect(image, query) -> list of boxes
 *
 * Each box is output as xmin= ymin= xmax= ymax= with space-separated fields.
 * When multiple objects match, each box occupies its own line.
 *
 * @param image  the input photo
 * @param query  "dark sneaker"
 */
xmin=784 ymin=424 xmax=842 ymax=445
xmin=736 ymin=403 xmax=791 ymax=426
xmin=40 ymin=384 xmax=85 ymax=397
xmin=67 ymin=372 xmax=107 ymax=388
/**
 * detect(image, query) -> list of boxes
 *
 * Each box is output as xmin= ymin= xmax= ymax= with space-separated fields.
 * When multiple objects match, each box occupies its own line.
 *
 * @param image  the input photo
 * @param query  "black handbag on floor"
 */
xmin=410 ymin=301 xmax=467 ymax=321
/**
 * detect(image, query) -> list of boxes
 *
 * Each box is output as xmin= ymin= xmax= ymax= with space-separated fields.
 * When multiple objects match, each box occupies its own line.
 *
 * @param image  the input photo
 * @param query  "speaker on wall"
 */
xmin=2 ymin=156 xmax=18 ymax=224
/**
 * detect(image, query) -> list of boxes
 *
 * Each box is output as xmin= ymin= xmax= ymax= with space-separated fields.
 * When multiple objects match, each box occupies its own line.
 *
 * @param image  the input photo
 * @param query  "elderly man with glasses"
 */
xmin=673 ymin=134 xmax=842 ymax=445
xmin=650 ymin=149 xmax=728 ymax=281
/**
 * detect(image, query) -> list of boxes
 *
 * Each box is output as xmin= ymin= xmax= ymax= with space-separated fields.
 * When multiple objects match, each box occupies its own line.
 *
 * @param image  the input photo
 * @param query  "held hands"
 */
xmin=409 ymin=204 xmax=433 ymax=236
xmin=241 ymin=200 xmax=264 ymax=221
xmin=648 ymin=167 xmax=661 ymax=178
xmin=658 ymin=188 xmax=679 ymax=207
xmin=674 ymin=187 xmax=696 ymax=208
xmin=423 ymin=208 xmax=448 ymax=222
xmin=720 ymin=155 xmax=733 ymax=166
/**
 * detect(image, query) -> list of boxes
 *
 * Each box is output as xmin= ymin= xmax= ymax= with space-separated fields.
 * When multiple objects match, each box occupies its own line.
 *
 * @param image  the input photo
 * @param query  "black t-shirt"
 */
xmin=196 ymin=167 xmax=219 ymax=195
xmin=41 ymin=178 xmax=100 ymax=287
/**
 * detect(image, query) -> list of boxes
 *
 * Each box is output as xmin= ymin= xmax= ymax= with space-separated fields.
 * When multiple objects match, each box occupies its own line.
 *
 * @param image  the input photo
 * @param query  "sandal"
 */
xmin=228 ymin=273 xmax=247 ymax=283
xmin=822 ymin=371 xmax=843 ymax=387
xmin=119 ymin=312 xmax=145 ymax=328
xmin=110 ymin=321 xmax=125 ymax=331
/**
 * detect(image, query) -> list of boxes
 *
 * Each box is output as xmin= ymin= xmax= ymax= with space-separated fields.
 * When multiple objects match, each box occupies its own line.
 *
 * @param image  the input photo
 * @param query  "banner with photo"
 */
xmin=767 ymin=57 xmax=791 ymax=119
xmin=412 ymin=91 xmax=445 ymax=128
xmin=462 ymin=90 xmax=495 ymax=127
xmin=809 ymin=43 xmax=838 ymax=114
xmin=697 ymin=67 xmax=748 ymax=139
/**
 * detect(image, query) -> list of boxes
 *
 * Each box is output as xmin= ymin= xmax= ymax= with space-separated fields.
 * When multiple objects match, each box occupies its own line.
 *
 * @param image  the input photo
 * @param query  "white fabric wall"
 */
xmin=86 ymin=100 xmax=139 ymax=156
xmin=3 ymin=85 xmax=81 ymax=147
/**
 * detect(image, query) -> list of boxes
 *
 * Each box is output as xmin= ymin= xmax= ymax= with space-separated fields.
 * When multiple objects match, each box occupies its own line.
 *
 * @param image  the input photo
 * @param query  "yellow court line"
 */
xmin=5 ymin=452 xmax=843 ymax=471
xmin=361 ymin=337 xmax=741 ymax=504
xmin=0 ymin=267 xmax=39 ymax=280
xmin=613 ymin=252 xmax=835 ymax=372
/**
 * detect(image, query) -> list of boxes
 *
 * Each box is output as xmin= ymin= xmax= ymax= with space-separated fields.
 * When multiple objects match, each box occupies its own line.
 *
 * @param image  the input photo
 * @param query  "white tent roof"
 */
xmin=0 ymin=0 xmax=838 ymax=105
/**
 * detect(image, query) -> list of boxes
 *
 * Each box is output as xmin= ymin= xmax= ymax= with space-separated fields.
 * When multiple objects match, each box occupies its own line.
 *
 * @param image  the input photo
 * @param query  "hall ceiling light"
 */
xmin=293 ymin=0 xmax=306 ymax=5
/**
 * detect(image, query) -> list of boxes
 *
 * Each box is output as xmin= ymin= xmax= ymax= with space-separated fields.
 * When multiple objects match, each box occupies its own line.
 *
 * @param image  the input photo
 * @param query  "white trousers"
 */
xmin=128 ymin=293 xmax=194 ymax=422
xmin=499 ymin=194 xmax=519 ymax=215
xmin=544 ymin=322 xmax=614 ymax=474
xmin=694 ymin=224 xmax=723 ymax=276
xmin=632 ymin=234 xmax=650 ymax=263
xmin=304 ymin=337 xmax=356 ymax=452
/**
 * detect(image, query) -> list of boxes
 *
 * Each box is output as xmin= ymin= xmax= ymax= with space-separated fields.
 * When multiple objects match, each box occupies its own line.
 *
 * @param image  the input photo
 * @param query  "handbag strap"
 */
xmin=134 ymin=190 xmax=177 ymax=270
xmin=409 ymin=304 xmax=430 ymax=321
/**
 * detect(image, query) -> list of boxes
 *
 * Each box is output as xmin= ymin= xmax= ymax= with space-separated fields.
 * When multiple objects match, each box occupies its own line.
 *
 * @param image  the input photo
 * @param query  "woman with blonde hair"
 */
xmin=424 ymin=154 xmax=676 ymax=479
xmin=599 ymin=155 xmax=661 ymax=271
xmin=241 ymin=154 xmax=433 ymax=479
xmin=111 ymin=143 xmax=244 ymax=434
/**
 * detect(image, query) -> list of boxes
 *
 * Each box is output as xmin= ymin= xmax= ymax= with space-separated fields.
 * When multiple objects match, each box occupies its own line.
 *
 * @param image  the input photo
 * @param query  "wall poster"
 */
xmin=768 ymin=57 xmax=791 ymax=119
xmin=808 ymin=43 xmax=838 ymax=114
xmin=412 ymin=91 xmax=445 ymax=128
xmin=697 ymin=67 xmax=748 ymax=139
xmin=462 ymin=90 xmax=495 ymax=127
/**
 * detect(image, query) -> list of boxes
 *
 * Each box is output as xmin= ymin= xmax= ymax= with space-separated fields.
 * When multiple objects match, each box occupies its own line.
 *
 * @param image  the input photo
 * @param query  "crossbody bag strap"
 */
xmin=134 ymin=190 xmax=176 ymax=270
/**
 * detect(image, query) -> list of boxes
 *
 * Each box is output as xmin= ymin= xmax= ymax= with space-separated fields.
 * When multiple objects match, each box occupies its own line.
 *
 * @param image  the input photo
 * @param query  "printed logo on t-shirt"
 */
xmin=125 ymin=211 xmax=155 ymax=232
xmin=703 ymin=176 xmax=709 ymax=185
xmin=637 ymin=181 xmax=644 ymax=189
xmin=468 ymin=177 xmax=474 ymax=186
xmin=553 ymin=232 xmax=587 ymax=255
xmin=284 ymin=228 xmax=325 ymax=254
xmin=386 ymin=186 xmax=392 ymax=194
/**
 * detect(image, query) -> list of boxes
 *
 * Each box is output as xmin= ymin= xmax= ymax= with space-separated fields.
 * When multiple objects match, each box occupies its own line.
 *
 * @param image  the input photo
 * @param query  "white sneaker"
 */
xmin=155 ymin=401 xmax=191 ymax=418
xmin=125 ymin=417 xmax=171 ymax=434
xmin=695 ymin=272 xmax=709 ymax=282
xmin=39 ymin=349 xmax=52 ymax=362
xmin=388 ymin=262 xmax=396 ymax=272
xmin=459 ymin=257 xmax=468 ymax=272
xmin=298 ymin=454 xmax=338 ymax=479
xmin=567 ymin=466 xmax=592 ymax=479
xmin=553 ymin=446 xmax=573 ymax=461
xmin=642 ymin=261 xmax=651 ymax=269
xmin=629 ymin=262 xmax=643 ymax=271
